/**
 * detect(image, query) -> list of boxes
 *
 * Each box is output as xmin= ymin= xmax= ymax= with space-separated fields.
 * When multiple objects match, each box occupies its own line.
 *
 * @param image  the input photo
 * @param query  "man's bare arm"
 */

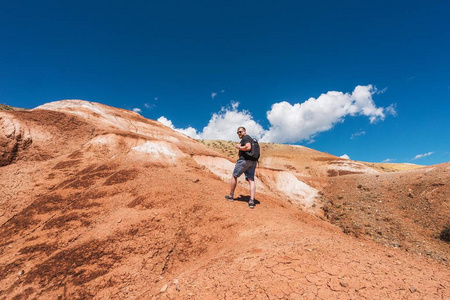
xmin=235 ymin=142 xmax=251 ymax=151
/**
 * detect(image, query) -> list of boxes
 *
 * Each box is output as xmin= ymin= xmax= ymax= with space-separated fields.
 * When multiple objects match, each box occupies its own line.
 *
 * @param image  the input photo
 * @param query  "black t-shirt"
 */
xmin=239 ymin=135 xmax=253 ymax=160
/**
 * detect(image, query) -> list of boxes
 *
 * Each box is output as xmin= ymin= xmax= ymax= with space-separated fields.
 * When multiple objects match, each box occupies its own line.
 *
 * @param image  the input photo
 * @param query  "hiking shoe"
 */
xmin=225 ymin=195 xmax=234 ymax=202
xmin=248 ymin=199 xmax=255 ymax=209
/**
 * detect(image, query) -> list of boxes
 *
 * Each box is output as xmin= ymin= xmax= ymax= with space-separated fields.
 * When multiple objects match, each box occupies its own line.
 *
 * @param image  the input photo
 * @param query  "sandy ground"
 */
xmin=0 ymin=100 xmax=448 ymax=299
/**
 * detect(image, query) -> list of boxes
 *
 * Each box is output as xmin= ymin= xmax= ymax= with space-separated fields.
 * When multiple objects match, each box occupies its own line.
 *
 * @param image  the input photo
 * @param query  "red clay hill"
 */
xmin=1 ymin=100 xmax=448 ymax=299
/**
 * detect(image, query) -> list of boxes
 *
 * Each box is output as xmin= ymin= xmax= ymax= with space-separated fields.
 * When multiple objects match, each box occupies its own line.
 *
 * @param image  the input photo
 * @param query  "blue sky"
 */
xmin=1 ymin=0 xmax=449 ymax=165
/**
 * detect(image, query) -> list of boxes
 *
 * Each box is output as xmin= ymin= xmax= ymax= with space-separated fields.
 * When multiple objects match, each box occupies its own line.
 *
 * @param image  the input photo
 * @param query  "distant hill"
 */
xmin=200 ymin=139 xmax=423 ymax=173
xmin=361 ymin=161 xmax=423 ymax=172
xmin=0 ymin=104 xmax=28 ymax=111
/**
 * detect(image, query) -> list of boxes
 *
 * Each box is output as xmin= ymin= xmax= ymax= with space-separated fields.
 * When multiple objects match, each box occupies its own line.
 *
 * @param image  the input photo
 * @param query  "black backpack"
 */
xmin=247 ymin=137 xmax=260 ymax=161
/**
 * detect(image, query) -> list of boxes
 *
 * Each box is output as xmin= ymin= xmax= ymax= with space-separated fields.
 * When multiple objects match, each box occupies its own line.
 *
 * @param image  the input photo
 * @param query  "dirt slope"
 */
xmin=322 ymin=164 xmax=450 ymax=262
xmin=0 ymin=100 xmax=448 ymax=299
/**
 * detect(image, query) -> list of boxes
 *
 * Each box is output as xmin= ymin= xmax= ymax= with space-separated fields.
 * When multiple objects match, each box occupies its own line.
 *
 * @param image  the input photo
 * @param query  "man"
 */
xmin=225 ymin=126 xmax=258 ymax=208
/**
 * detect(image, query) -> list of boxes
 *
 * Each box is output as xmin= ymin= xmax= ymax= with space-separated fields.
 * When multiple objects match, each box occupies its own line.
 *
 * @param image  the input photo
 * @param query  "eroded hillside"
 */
xmin=0 ymin=100 xmax=448 ymax=299
xmin=322 ymin=164 xmax=450 ymax=262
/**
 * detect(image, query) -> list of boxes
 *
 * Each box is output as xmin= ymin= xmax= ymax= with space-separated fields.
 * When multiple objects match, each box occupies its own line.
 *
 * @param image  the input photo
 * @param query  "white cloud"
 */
xmin=200 ymin=102 xmax=265 ymax=141
xmin=157 ymin=102 xmax=264 ymax=141
xmin=157 ymin=116 xmax=200 ymax=139
xmin=385 ymin=104 xmax=397 ymax=117
xmin=157 ymin=116 xmax=174 ymax=128
xmin=413 ymin=152 xmax=434 ymax=160
xmin=158 ymin=85 xmax=395 ymax=144
xmin=144 ymin=103 xmax=155 ymax=109
xmin=340 ymin=154 xmax=350 ymax=160
xmin=211 ymin=90 xmax=225 ymax=99
xmin=262 ymin=85 xmax=388 ymax=143
xmin=177 ymin=127 xmax=200 ymax=138
xmin=133 ymin=108 xmax=142 ymax=113
xmin=375 ymin=87 xmax=388 ymax=94
xmin=351 ymin=130 xmax=366 ymax=139
xmin=381 ymin=158 xmax=395 ymax=163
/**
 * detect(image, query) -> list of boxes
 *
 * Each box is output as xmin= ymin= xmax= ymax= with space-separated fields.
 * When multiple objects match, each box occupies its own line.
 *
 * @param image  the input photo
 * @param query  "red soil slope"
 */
xmin=0 ymin=100 xmax=448 ymax=299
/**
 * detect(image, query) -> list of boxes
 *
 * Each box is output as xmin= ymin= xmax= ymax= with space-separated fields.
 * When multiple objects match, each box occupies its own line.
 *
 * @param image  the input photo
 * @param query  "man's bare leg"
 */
xmin=227 ymin=175 xmax=238 ymax=199
xmin=247 ymin=179 xmax=256 ymax=208
xmin=248 ymin=179 xmax=255 ymax=200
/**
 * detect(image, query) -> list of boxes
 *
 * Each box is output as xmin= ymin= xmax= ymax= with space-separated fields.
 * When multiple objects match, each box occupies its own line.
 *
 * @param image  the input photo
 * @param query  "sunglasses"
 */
xmin=237 ymin=130 xmax=244 ymax=134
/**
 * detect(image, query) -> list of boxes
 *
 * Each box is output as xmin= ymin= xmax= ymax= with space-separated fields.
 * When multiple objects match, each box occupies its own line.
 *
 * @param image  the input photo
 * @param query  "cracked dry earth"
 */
xmin=0 ymin=100 xmax=449 ymax=299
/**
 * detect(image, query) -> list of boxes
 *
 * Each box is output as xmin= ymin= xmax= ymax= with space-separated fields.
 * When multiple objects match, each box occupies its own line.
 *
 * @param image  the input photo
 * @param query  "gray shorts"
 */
xmin=233 ymin=159 xmax=257 ymax=181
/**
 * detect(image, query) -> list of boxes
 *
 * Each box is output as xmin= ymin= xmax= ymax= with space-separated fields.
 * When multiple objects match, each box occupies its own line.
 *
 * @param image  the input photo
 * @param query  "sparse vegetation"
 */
xmin=361 ymin=162 xmax=423 ymax=172
xmin=198 ymin=139 xmax=241 ymax=159
xmin=440 ymin=226 xmax=450 ymax=243
xmin=0 ymin=104 xmax=14 ymax=110
xmin=0 ymin=104 xmax=28 ymax=111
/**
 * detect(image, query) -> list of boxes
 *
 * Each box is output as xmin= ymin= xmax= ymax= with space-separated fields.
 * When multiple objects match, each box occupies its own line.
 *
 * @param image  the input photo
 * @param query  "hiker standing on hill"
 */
xmin=225 ymin=126 xmax=259 ymax=208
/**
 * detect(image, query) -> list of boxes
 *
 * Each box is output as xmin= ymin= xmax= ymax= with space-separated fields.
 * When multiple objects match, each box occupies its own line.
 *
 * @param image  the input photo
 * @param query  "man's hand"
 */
xmin=235 ymin=143 xmax=241 ymax=150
